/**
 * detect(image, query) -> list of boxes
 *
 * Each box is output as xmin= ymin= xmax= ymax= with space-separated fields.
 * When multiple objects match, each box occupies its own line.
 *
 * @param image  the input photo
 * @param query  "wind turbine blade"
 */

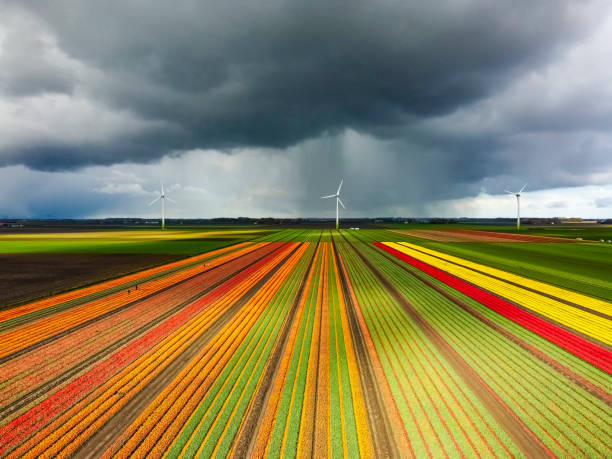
xmin=148 ymin=196 xmax=161 ymax=206
xmin=337 ymin=178 xmax=343 ymax=195
xmin=166 ymin=196 xmax=176 ymax=204
xmin=161 ymin=183 xmax=164 ymax=195
xmin=338 ymin=198 xmax=346 ymax=209
xmin=321 ymin=194 xmax=336 ymax=199
xmin=504 ymin=190 xmax=515 ymax=195
xmin=519 ymin=183 xmax=527 ymax=193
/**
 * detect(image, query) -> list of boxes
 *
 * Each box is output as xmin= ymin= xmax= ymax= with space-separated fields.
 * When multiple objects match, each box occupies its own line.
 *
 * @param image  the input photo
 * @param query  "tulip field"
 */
xmin=1 ymin=228 xmax=611 ymax=457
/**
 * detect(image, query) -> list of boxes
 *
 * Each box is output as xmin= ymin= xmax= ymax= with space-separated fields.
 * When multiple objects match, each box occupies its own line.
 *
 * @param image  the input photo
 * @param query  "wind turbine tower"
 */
xmin=148 ymin=183 xmax=175 ymax=230
xmin=505 ymin=184 xmax=527 ymax=231
xmin=321 ymin=179 xmax=345 ymax=230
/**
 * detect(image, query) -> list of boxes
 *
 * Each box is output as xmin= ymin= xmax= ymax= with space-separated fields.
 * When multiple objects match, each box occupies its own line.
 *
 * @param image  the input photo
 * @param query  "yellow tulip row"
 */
xmin=400 ymin=242 xmax=611 ymax=316
xmin=386 ymin=243 xmax=612 ymax=346
xmin=9 ymin=243 xmax=297 ymax=459
xmin=249 ymin=244 xmax=321 ymax=458
xmin=113 ymin=243 xmax=307 ymax=458
xmin=330 ymin=246 xmax=373 ymax=458
xmin=336 ymin=250 xmax=413 ymax=454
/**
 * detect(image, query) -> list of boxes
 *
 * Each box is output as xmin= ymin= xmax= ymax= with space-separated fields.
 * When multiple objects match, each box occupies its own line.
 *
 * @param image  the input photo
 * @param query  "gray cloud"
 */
xmin=1 ymin=0 xmax=612 ymax=217
xmin=0 ymin=12 xmax=75 ymax=96
xmin=1 ymin=1 xmax=605 ymax=165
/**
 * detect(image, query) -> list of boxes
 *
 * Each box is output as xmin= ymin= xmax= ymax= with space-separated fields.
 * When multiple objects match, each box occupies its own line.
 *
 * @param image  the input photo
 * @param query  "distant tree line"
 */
xmin=2 ymin=216 xmax=610 ymax=228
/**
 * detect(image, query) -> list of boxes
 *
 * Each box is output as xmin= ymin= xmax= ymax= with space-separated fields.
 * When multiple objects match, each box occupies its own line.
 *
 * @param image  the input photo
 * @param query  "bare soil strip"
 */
xmin=0 ymin=254 xmax=181 ymax=309
xmin=390 ymin=229 xmax=513 ymax=242
xmin=454 ymin=229 xmax=574 ymax=242
xmin=76 ymin=243 xmax=303 ymax=458
xmin=0 ymin=244 xmax=282 ymax=422
xmin=231 ymin=239 xmax=320 ymax=458
xmin=390 ymin=229 xmax=573 ymax=243
xmin=332 ymin=238 xmax=399 ymax=457
xmin=352 ymin=243 xmax=553 ymax=458
xmin=0 ymin=245 xmax=249 ymax=332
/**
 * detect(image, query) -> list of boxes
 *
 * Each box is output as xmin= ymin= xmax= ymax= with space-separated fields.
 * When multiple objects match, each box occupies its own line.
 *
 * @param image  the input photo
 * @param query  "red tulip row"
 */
xmin=0 ymin=242 xmax=294 ymax=456
xmin=0 ymin=242 xmax=283 ymax=408
xmin=374 ymin=242 xmax=612 ymax=374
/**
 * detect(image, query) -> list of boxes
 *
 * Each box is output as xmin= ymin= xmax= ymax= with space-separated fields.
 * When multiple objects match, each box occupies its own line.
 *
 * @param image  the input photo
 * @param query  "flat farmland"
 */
xmin=0 ymin=228 xmax=270 ymax=254
xmin=0 ymin=228 xmax=270 ymax=307
xmin=1 ymin=228 xmax=610 ymax=457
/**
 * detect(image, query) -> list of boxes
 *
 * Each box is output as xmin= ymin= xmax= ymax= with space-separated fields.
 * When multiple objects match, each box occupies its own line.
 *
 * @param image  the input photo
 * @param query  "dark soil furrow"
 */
xmin=75 ymin=242 xmax=302 ymax=458
xmin=0 ymin=254 xmax=180 ymax=312
xmin=231 ymin=238 xmax=319 ymax=458
xmin=332 ymin=237 xmax=399 ymax=458
xmin=0 ymin=243 xmax=250 ymax=331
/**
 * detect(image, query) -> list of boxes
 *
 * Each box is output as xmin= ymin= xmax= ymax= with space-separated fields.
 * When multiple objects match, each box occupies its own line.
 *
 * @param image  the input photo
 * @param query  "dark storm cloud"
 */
xmin=1 ymin=0 xmax=602 ymax=170
xmin=0 ymin=14 xmax=75 ymax=96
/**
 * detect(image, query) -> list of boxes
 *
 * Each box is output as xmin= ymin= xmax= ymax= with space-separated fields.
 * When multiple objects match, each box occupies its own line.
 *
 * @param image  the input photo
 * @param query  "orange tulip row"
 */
xmin=294 ymin=243 xmax=326 ymax=458
xmin=0 ymin=243 xmax=266 ymax=359
xmin=7 ymin=243 xmax=299 ymax=458
xmin=167 ymin=243 xmax=311 ymax=458
xmin=329 ymin=246 xmax=373 ymax=458
xmin=248 ymin=243 xmax=321 ymax=458
xmin=0 ymin=242 xmax=281 ymax=411
xmin=107 ymin=243 xmax=306 ymax=458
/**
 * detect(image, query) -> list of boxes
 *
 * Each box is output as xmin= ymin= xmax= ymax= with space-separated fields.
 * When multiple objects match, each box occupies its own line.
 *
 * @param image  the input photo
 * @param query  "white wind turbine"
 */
xmin=148 ymin=183 xmax=175 ymax=230
xmin=505 ymin=183 xmax=527 ymax=231
xmin=321 ymin=179 xmax=345 ymax=230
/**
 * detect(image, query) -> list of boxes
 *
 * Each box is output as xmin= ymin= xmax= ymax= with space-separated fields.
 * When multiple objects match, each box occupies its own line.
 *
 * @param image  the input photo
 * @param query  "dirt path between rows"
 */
xmin=351 ymin=242 xmax=553 ymax=458
xmin=231 ymin=238 xmax=320 ymax=458
xmin=75 ymin=243 xmax=302 ymax=458
xmin=332 ymin=238 xmax=399 ymax=458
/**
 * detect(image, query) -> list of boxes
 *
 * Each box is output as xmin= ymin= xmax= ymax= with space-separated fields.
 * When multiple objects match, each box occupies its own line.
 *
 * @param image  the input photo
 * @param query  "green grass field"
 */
xmin=0 ymin=228 xmax=273 ymax=255
xmin=350 ymin=228 xmax=612 ymax=302
xmin=3 ymin=224 xmax=611 ymax=301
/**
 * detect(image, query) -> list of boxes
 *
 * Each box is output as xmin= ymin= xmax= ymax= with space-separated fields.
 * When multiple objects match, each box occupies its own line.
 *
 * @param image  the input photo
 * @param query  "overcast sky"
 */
xmin=1 ymin=0 xmax=611 ymax=219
